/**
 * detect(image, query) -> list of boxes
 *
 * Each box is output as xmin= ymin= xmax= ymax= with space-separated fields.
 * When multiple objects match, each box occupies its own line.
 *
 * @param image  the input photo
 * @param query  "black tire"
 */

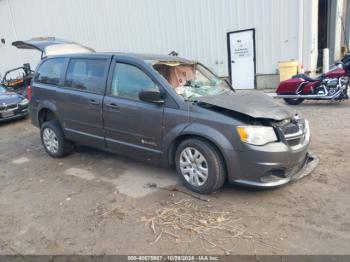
xmin=283 ymin=98 xmax=304 ymax=105
xmin=175 ymin=138 xmax=226 ymax=194
xmin=40 ymin=120 xmax=72 ymax=158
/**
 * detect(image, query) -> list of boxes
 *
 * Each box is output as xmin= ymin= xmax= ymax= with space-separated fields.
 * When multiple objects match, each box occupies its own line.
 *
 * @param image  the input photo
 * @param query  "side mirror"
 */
xmin=139 ymin=89 xmax=165 ymax=104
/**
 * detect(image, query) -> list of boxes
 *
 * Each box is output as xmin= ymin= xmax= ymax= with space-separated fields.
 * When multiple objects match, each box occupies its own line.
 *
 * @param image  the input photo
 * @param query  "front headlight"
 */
xmin=236 ymin=126 xmax=278 ymax=146
xmin=20 ymin=98 xmax=29 ymax=106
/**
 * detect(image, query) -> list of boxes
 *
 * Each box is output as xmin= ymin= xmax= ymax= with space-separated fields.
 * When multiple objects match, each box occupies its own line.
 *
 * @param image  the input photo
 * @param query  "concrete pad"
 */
xmin=64 ymin=165 xmax=177 ymax=198
xmin=65 ymin=168 xmax=95 ymax=180
xmin=114 ymin=166 xmax=177 ymax=198
xmin=12 ymin=157 xmax=30 ymax=164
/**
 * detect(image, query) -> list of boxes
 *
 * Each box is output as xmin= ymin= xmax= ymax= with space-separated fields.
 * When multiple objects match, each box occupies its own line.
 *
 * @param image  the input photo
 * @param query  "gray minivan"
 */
xmin=17 ymin=39 xmax=317 ymax=194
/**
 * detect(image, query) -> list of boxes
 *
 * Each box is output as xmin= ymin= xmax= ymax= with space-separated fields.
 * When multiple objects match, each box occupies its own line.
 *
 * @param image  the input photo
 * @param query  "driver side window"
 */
xmin=111 ymin=63 xmax=158 ymax=100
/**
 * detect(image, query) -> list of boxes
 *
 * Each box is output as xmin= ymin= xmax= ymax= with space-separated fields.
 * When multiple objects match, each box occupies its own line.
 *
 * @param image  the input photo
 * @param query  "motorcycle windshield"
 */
xmin=12 ymin=37 xmax=95 ymax=57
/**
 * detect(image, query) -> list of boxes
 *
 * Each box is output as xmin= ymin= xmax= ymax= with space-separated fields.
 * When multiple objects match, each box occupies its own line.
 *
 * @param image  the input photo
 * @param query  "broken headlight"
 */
xmin=236 ymin=126 xmax=278 ymax=146
xmin=20 ymin=98 xmax=29 ymax=106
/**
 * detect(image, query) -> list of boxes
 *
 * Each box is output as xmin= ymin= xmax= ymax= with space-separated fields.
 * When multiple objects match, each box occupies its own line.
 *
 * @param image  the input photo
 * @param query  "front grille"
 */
xmin=7 ymin=104 xmax=17 ymax=110
xmin=0 ymin=103 xmax=18 ymax=112
xmin=278 ymin=119 xmax=306 ymax=147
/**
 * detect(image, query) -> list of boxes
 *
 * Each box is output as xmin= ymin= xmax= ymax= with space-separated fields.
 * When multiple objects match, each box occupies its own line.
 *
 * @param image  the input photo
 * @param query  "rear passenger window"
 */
xmin=65 ymin=59 xmax=106 ymax=94
xmin=34 ymin=58 xmax=65 ymax=85
xmin=111 ymin=63 xmax=158 ymax=100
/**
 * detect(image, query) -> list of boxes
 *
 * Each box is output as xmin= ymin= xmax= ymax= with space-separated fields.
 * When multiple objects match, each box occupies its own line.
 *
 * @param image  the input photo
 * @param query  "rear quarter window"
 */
xmin=65 ymin=58 xmax=107 ymax=94
xmin=34 ymin=58 xmax=65 ymax=85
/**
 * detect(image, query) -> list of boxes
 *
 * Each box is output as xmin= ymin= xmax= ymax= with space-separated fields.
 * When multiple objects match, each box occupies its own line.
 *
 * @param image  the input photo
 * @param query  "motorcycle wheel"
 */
xmin=283 ymin=98 xmax=304 ymax=105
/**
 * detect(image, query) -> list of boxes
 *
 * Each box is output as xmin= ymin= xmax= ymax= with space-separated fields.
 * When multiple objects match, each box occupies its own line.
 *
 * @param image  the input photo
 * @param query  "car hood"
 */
xmin=0 ymin=92 xmax=23 ymax=104
xmin=196 ymin=92 xmax=296 ymax=121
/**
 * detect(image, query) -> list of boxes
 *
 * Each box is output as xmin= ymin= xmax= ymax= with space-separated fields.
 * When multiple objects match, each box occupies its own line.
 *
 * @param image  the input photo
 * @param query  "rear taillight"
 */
xmin=26 ymin=85 xmax=32 ymax=101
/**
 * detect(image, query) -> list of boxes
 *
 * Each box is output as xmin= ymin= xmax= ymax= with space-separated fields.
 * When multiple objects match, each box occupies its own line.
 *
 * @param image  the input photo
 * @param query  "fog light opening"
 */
xmin=260 ymin=169 xmax=286 ymax=183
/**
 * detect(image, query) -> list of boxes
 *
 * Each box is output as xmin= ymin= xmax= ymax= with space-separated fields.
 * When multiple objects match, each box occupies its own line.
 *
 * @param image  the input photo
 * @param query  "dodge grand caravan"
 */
xmin=21 ymin=41 xmax=318 ymax=193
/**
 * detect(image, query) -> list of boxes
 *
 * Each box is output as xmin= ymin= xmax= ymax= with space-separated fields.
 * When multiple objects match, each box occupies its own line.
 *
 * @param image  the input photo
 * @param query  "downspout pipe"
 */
xmin=298 ymin=0 xmax=304 ymax=68
xmin=346 ymin=0 xmax=350 ymax=50
xmin=6 ymin=0 xmax=22 ymax=64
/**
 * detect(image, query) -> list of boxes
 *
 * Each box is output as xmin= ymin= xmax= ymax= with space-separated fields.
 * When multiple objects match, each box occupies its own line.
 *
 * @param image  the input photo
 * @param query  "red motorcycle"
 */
xmin=275 ymin=54 xmax=350 ymax=105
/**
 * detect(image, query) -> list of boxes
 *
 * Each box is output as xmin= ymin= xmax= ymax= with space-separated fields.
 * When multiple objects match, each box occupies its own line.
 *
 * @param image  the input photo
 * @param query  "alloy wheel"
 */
xmin=42 ymin=127 xmax=59 ymax=154
xmin=179 ymin=147 xmax=209 ymax=187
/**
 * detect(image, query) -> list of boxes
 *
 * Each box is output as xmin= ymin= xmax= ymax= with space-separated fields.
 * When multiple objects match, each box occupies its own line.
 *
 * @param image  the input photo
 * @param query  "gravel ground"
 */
xmin=0 ymin=100 xmax=350 ymax=255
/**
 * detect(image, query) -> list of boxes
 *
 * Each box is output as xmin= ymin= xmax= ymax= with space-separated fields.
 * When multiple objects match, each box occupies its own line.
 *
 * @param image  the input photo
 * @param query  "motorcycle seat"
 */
xmin=292 ymin=74 xmax=323 ymax=82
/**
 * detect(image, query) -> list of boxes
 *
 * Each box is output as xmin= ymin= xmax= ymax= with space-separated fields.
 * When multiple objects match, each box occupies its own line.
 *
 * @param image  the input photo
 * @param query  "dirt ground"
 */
xmin=0 ymin=100 xmax=350 ymax=255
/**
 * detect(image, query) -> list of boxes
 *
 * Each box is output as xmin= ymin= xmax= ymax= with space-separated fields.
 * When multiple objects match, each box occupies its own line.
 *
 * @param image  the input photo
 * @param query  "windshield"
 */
xmin=153 ymin=63 xmax=234 ymax=101
xmin=0 ymin=86 xmax=7 ymax=93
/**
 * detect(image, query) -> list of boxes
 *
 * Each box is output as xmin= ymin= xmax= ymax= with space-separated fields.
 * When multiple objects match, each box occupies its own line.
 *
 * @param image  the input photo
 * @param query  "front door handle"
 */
xmin=107 ymin=103 xmax=119 ymax=109
xmin=89 ymin=99 xmax=100 ymax=105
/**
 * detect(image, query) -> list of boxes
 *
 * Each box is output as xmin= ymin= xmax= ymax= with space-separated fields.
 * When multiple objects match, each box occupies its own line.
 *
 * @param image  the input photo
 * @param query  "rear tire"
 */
xmin=40 ymin=120 xmax=72 ymax=158
xmin=283 ymin=98 xmax=304 ymax=105
xmin=175 ymin=138 xmax=226 ymax=194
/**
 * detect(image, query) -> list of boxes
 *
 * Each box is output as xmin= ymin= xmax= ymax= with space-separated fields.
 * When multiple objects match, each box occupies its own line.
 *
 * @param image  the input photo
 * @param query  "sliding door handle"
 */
xmin=89 ymin=99 xmax=100 ymax=105
xmin=107 ymin=103 xmax=119 ymax=109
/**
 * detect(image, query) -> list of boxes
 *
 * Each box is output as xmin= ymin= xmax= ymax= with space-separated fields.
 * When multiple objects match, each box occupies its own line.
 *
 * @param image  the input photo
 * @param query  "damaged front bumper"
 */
xmin=232 ymin=152 xmax=319 ymax=188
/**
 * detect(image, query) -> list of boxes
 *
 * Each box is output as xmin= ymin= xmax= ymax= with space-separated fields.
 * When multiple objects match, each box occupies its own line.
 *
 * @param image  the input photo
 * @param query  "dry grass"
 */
xmin=138 ymin=199 xmax=280 ymax=254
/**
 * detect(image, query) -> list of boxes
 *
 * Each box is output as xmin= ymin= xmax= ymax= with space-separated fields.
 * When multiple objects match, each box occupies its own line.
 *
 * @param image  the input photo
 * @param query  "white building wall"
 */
xmin=0 ymin=0 xmax=316 ymax=84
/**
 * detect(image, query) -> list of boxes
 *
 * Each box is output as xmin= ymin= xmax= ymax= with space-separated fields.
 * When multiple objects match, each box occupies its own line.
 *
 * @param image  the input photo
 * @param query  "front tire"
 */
xmin=175 ymin=138 xmax=226 ymax=194
xmin=283 ymin=98 xmax=304 ymax=105
xmin=40 ymin=120 xmax=72 ymax=158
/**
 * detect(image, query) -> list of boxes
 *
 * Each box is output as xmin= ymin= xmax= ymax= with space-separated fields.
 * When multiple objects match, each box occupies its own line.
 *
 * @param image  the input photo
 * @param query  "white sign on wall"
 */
xmin=233 ymin=42 xmax=252 ymax=58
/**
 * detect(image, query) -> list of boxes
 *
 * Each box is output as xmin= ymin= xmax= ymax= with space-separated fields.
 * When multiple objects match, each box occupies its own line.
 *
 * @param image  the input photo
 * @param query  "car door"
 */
xmin=103 ymin=59 xmax=164 ymax=162
xmin=57 ymin=56 xmax=110 ymax=148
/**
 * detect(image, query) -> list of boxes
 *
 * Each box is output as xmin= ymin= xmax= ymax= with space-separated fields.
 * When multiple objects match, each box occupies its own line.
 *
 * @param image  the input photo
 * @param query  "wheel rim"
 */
xmin=42 ymin=127 xmax=59 ymax=154
xmin=179 ymin=147 xmax=209 ymax=187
